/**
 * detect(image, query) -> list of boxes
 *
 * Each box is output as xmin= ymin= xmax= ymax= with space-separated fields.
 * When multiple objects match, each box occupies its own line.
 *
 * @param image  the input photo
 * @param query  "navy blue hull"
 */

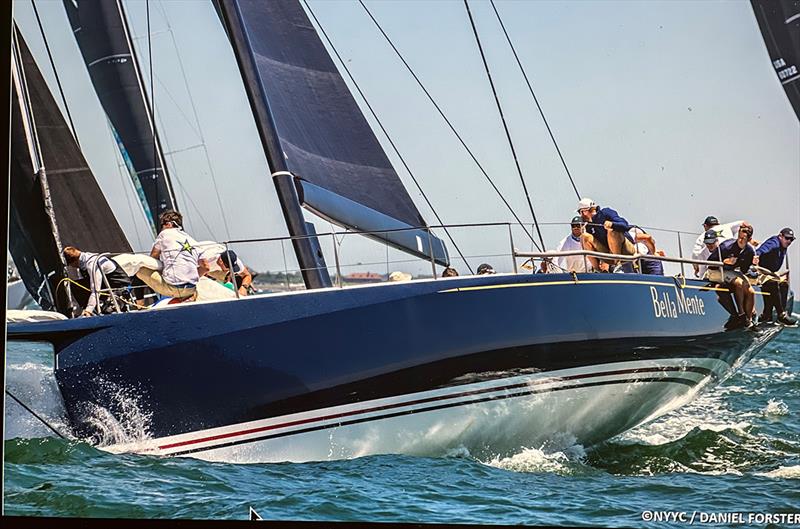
xmin=7 ymin=273 xmax=783 ymax=446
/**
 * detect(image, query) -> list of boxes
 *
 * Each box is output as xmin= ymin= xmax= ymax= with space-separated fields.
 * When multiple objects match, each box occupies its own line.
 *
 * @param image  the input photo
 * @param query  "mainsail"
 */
xmin=9 ymin=28 xmax=131 ymax=313
xmin=752 ymin=0 xmax=800 ymax=120
xmin=63 ymin=0 xmax=178 ymax=234
xmin=216 ymin=0 xmax=449 ymax=276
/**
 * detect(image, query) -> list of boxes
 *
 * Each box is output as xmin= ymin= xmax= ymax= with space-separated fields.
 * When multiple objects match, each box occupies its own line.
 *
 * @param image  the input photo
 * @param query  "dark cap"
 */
xmin=703 ymin=229 xmax=718 ymax=244
xmin=570 ymin=216 xmax=582 ymax=226
xmin=781 ymin=227 xmax=795 ymax=240
xmin=219 ymin=250 xmax=238 ymax=270
xmin=703 ymin=216 xmax=719 ymax=226
xmin=476 ymin=263 xmax=496 ymax=275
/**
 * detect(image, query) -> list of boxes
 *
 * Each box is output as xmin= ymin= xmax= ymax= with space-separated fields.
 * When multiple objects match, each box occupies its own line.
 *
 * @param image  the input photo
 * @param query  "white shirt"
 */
xmin=153 ymin=227 xmax=200 ymax=286
xmin=691 ymin=221 xmax=743 ymax=276
xmin=79 ymin=252 xmax=118 ymax=314
xmin=554 ymin=234 xmax=591 ymax=272
xmin=628 ymin=228 xmax=650 ymax=255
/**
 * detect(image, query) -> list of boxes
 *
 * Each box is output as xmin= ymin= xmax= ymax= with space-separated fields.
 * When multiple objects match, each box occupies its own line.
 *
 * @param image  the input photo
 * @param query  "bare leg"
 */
xmin=581 ymin=233 xmax=607 ymax=272
xmin=731 ymin=278 xmax=746 ymax=315
xmin=743 ymin=285 xmax=755 ymax=318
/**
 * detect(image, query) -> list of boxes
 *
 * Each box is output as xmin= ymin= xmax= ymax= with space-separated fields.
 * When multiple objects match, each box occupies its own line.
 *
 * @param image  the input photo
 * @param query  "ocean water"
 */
xmin=4 ymin=309 xmax=799 ymax=526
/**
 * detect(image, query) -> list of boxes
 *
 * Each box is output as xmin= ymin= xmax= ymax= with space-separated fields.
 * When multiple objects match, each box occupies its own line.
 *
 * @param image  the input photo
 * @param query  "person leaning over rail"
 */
xmin=136 ymin=210 xmax=200 ymax=301
xmin=576 ymin=197 xmax=636 ymax=273
xmin=63 ymin=246 xmax=132 ymax=316
xmin=707 ymin=223 xmax=757 ymax=330
xmin=755 ymin=227 xmax=797 ymax=325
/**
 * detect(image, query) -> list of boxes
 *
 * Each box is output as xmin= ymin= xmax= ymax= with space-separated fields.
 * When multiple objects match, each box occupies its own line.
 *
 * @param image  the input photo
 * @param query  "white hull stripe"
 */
xmin=156 ymin=365 xmax=713 ymax=456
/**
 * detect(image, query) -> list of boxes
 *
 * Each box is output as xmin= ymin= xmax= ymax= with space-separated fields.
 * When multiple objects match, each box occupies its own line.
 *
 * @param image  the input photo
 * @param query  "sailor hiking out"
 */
xmin=756 ymin=227 xmax=797 ymax=325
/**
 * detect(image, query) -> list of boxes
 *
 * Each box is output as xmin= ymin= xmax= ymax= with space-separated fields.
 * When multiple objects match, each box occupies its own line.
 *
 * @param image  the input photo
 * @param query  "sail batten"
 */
xmin=218 ymin=0 xmax=448 ymax=266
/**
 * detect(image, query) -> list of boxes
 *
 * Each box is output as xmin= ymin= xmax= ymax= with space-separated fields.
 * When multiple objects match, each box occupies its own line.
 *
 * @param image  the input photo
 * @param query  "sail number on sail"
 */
xmin=649 ymin=286 xmax=706 ymax=319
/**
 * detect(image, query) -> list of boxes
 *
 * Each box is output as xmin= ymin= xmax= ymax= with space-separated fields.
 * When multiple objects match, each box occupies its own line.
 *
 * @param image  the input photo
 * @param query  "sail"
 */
xmin=63 ymin=0 xmax=177 ymax=233
xmin=9 ymin=29 xmax=131 ymax=312
xmin=752 ymin=0 xmax=800 ymax=120
xmin=216 ymin=0 xmax=448 ymax=266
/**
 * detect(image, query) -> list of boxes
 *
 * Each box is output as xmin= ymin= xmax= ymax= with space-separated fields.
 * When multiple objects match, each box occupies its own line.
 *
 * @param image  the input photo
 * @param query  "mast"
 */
xmin=215 ymin=0 xmax=331 ymax=289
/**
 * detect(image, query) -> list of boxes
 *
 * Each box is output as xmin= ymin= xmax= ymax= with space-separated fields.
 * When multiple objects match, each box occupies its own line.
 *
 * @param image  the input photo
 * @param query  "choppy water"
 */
xmin=4 ymin=308 xmax=799 ymax=526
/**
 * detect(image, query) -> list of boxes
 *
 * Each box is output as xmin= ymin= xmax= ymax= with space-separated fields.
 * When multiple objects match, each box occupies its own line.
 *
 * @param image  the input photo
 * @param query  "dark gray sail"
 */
xmin=752 ymin=0 xmax=800 ymax=120
xmin=216 ymin=0 xmax=449 ymax=269
xmin=10 ymin=29 xmax=131 ymax=313
xmin=63 ymin=0 xmax=177 ymax=233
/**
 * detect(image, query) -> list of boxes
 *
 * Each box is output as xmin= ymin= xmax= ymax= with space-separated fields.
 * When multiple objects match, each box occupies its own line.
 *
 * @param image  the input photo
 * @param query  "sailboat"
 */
xmin=6 ymin=0 xmax=793 ymax=463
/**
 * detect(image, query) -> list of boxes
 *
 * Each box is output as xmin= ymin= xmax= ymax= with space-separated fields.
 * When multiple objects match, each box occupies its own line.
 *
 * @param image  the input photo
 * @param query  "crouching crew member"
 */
xmin=576 ymin=197 xmax=636 ymax=272
xmin=756 ymin=227 xmax=797 ymax=325
xmin=63 ymin=246 xmax=132 ymax=316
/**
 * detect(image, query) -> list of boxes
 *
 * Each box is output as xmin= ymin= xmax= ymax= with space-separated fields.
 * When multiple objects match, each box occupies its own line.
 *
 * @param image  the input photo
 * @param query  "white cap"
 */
xmin=576 ymin=198 xmax=597 ymax=212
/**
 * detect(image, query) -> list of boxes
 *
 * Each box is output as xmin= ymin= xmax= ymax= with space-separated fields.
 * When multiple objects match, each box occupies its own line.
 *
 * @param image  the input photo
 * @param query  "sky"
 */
xmin=12 ymin=0 xmax=800 ymax=281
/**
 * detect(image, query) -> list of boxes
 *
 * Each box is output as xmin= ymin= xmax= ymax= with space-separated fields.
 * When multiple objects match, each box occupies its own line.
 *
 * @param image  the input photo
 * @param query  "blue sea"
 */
xmin=4 ymin=306 xmax=800 ymax=527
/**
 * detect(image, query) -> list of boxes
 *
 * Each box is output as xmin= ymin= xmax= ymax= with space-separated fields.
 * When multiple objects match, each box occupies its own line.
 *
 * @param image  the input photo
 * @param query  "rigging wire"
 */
xmin=358 ymin=0 xmax=539 ymax=250
xmin=489 ymin=0 xmax=581 ymax=200
xmin=30 ymin=0 xmax=81 ymax=150
xmin=158 ymin=0 xmax=232 ymax=239
xmin=463 ymin=0 xmax=546 ymax=252
xmin=5 ymin=389 xmax=67 ymax=440
xmin=303 ymin=0 xmax=471 ymax=271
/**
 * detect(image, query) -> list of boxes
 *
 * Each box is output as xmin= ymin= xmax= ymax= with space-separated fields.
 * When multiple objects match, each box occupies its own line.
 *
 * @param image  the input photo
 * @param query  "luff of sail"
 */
xmin=751 ymin=0 xmax=800 ymax=120
xmin=217 ymin=0 xmax=449 ymax=267
xmin=9 ymin=28 xmax=132 ymax=313
xmin=63 ymin=0 xmax=178 ymax=234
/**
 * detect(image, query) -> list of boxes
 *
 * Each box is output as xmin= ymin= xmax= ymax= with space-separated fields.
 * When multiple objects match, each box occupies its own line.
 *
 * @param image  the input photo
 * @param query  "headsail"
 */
xmin=751 ymin=0 xmax=800 ymax=120
xmin=63 ymin=0 xmax=178 ymax=234
xmin=216 ymin=0 xmax=449 ymax=267
xmin=9 ymin=28 xmax=131 ymax=313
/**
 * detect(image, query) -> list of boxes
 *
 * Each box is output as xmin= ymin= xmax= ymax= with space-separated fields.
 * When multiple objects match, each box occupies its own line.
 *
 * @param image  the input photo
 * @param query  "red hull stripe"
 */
xmin=157 ymin=365 xmax=713 ymax=451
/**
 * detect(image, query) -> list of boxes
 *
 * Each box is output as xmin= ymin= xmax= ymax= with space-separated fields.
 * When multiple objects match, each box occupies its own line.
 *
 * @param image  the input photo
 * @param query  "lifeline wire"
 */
xmin=31 ymin=0 xmax=81 ymax=150
xmin=303 ymin=0 xmax=471 ymax=271
xmin=489 ymin=0 xmax=581 ymax=200
xmin=358 ymin=0 xmax=540 ymax=250
xmin=463 ymin=0 xmax=546 ymax=252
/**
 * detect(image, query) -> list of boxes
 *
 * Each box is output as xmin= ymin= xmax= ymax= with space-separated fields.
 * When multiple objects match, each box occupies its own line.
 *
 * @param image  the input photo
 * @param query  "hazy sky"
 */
xmin=12 ymin=0 xmax=800 ymax=280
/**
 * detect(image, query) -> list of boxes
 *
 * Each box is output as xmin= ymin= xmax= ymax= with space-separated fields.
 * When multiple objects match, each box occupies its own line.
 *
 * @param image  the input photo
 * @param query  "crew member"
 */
xmin=553 ymin=216 xmax=592 ymax=272
xmin=708 ymin=223 xmax=757 ymax=329
xmin=63 ymin=246 xmax=132 ymax=316
xmin=218 ymin=250 xmax=254 ymax=296
xmin=576 ymin=198 xmax=636 ymax=272
xmin=137 ymin=210 xmax=200 ymax=300
xmin=756 ymin=227 xmax=796 ymax=325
